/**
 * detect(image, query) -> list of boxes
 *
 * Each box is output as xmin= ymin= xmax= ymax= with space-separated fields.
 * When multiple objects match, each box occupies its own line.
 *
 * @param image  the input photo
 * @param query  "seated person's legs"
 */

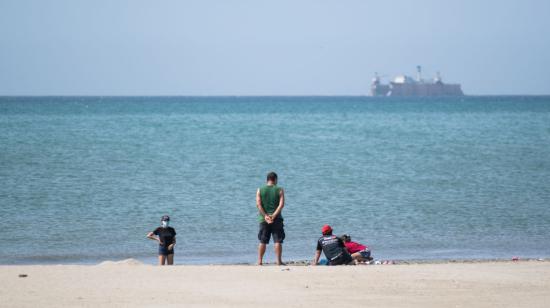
xmin=351 ymin=250 xmax=372 ymax=262
xmin=330 ymin=253 xmax=354 ymax=265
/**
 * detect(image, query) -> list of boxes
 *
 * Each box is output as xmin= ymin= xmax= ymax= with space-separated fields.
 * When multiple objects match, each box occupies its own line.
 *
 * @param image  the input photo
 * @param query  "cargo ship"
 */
xmin=371 ymin=66 xmax=464 ymax=96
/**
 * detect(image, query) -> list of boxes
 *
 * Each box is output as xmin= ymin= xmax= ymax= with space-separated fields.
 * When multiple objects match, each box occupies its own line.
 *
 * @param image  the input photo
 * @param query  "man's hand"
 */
xmin=167 ymin=244 xmax=175 ymax=250
xmin=264 ymin=215 xmax=273 ymax=224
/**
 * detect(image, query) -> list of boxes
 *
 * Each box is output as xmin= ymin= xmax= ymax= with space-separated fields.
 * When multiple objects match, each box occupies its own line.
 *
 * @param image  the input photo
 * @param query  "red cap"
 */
xmin=321 ymin=224 xmax=332 ymax=235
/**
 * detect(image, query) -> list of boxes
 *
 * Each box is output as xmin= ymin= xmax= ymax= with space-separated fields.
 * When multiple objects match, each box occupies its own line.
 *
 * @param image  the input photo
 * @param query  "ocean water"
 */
xmin=1 ymin=96 xmax=549 ymax=265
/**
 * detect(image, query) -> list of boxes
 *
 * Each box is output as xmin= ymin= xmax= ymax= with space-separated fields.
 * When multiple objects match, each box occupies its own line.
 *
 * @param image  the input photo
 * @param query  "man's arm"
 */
xmin=313 ymin=250 xmax=322 ymax=266
xmin=256 ymin=188 xmax=272 ymax=223
xmin=270 ymin=188 xmax=285 ymax=220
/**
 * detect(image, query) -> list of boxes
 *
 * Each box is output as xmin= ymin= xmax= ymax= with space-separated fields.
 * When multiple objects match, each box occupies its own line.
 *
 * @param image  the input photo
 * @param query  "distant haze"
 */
xmin=1 ymin=0 xmax=549 ymax=95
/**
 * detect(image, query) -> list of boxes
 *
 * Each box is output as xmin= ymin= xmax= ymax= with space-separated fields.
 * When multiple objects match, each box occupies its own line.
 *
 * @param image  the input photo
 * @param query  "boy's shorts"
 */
xmin=359 ymin=249 xmax=371 ymax=259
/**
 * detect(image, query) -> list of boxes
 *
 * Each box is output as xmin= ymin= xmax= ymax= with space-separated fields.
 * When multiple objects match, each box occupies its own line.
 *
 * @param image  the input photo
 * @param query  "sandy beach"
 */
xmin=1 ymin=260 xmax=549 ymax=308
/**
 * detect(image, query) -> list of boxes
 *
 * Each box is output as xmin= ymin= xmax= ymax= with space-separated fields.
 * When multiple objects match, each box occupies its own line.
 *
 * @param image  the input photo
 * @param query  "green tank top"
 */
xmin=258 ymin=185 xmax=283 ymax=222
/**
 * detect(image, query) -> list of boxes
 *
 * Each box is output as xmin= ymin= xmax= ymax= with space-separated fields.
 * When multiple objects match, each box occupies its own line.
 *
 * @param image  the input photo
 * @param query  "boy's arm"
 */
xmin=147 ymin=232 xmax=161 ymax=244
xmin=168 ymin=236 xmax=176 ymax=250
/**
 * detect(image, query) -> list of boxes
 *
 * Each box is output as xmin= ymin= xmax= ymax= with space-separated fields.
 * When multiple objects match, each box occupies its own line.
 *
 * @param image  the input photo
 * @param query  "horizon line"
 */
xmin=2 ymin=94 xmax=550 ymax=98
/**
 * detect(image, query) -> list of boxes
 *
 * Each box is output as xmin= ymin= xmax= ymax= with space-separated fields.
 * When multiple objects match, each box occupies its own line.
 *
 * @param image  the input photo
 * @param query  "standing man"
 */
xmin=256 ymin=171 xmax=285 ymax=265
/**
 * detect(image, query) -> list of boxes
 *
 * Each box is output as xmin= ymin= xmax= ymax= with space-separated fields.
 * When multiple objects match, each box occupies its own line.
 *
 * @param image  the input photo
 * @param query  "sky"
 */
xmin=1 ymin=0 xmax=549 ymax=95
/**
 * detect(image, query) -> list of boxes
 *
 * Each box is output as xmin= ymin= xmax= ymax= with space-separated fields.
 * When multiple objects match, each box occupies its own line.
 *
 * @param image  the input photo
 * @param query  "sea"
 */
xmin=1 ymin=96 xmax=549 ymax=265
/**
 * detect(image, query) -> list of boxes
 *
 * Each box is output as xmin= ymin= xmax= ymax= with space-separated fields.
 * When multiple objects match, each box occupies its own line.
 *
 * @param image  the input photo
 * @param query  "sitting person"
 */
xmin=341 ymin=234 xmax=372 ymax=263
xmin=313 ymin=225 xmax=354 ymax=266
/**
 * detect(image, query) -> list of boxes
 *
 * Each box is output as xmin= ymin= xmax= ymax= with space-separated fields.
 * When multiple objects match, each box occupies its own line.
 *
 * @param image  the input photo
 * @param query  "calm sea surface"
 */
xmin=1 ymin=96 xmax=549 ymax=264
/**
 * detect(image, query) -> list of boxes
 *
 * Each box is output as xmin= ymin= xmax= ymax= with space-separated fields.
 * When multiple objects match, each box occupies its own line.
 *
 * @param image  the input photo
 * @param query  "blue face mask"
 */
xmin=161 ymin=220 xmax=169 ymax=228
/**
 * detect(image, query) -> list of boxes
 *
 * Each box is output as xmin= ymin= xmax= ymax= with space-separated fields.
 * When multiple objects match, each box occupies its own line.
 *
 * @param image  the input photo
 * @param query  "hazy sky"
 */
xmin=1 ymin=0 xmax=549 ymax=95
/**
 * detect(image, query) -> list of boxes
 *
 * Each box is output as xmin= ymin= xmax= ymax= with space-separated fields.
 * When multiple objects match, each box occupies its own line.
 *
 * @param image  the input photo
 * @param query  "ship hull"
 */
xmin=387 ymin=83 xmax=464 ymax=97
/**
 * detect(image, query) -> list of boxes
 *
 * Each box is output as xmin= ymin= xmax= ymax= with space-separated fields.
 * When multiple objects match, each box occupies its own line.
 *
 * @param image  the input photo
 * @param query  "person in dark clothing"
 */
xmin=147 ymin=215 xmax=176 ymax=265
xmin=313 ymin=225 xmax=354 ymax=266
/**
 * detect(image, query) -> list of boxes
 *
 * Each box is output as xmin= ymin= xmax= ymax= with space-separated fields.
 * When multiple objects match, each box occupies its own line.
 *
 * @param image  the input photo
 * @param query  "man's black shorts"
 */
xmin=258 ymin=218 xmax=285 ymax=244
xmin=329 ymin=252 xmax=353 ymax=266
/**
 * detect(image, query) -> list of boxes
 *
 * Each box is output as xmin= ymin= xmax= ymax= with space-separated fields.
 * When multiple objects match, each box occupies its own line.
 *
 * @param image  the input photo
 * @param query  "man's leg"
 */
xmin=274 ymin=242 xmax=285 ymax=265
xmin=272 ymin=219 xmax=285 ymax=265
xmin=258 ymin=222 xmax=270 ymax=265
xmin=258 ymin=243 xmax=267 ymax=265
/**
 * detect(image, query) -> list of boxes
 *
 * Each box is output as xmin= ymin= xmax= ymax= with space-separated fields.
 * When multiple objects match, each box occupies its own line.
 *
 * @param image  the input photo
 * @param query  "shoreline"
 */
xmin=2 ymin=260 xmax=549 ymax=307
xmin=1 ymin=256 xmax=547 ymax=266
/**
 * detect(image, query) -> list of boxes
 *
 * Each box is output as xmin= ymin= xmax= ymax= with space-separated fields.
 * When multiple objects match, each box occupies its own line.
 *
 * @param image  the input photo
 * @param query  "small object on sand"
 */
xmin=18 ymin=274 xmax=28 ymax=278
xmin=281 ymin=268 xmax=290 ymax=271
xmin=512 ymin=257 xmax=519 ymax=261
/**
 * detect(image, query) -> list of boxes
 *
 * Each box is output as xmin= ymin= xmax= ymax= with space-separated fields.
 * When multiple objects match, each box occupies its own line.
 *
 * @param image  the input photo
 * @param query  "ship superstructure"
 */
xmin=371 ymin=66 xmax=464 ymax=96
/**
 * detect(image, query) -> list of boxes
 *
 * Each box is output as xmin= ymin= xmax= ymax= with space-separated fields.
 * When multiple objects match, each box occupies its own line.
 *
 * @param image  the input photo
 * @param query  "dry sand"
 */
xmin=1 ymin=260 xmax=549 ymax=307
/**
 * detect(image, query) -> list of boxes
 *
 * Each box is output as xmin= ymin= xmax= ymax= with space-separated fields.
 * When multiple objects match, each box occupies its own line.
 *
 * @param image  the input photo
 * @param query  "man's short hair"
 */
xmin=266 ymin=172 xmax=278 ymax=182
